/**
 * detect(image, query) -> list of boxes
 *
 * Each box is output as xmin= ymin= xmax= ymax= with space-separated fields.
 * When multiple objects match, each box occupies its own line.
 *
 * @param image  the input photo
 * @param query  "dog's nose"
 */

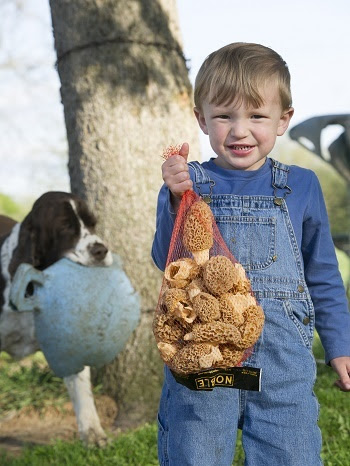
xmin=90 ymin=242 xmax=108 ymax=261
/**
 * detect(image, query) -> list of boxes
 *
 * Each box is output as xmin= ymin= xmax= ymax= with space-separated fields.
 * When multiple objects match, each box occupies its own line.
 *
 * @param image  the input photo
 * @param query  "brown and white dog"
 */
xmin=0 ymin=191 xmax=113 ymax=446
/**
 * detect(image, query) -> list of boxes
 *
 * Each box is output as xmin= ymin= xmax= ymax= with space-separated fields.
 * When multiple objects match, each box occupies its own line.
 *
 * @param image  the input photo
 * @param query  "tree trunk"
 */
xmin=49 ymin=0 xmax=199 ymax=426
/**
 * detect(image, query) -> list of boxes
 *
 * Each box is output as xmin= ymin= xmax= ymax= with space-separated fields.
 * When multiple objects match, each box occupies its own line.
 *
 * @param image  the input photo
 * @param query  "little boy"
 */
xmin=152 ymin=43 xmax=350 ymax=465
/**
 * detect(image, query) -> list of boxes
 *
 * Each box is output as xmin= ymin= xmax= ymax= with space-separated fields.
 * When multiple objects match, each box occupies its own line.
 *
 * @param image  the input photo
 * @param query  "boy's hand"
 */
xmin=162 ymin=143 xmax=193 ymax=211
xmin=330 ymin=356 xmax=350 ymax=391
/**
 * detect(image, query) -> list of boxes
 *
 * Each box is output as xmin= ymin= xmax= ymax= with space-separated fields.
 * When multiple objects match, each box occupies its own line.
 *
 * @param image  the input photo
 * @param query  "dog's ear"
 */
xmin=30 ymin=227 xmax=47 ymax=269
xmin=28 ymin=201 xmax=66 ymax=269
xmin=27 ymin=203 xmax=55 ymax=269
xmin=32 ymin=198 xmax=81 ymax=269
xmin=16 ymin=200 xmax=59 ymax=270
xmin=8 ymin=215 xmax=37 ymax=277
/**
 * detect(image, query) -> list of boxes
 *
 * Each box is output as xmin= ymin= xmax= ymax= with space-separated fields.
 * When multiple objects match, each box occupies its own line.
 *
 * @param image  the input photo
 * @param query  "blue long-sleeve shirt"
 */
xmin=152 ymin=157 xmax=350 ymax=363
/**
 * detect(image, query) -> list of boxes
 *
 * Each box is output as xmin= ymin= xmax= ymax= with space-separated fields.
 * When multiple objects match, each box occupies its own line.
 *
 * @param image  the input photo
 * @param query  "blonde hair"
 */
xmin=194 ymin=43 xmax=292 ymax=111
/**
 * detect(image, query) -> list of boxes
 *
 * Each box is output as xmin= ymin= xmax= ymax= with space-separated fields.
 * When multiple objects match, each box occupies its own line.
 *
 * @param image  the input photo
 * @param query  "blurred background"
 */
xmin=0 ymin=0 xmax=349 ymax=198
xmin=0 ymin=1 xmax=349 ymax=462
xmin=1 ymin=0 xmax=348 ymax=286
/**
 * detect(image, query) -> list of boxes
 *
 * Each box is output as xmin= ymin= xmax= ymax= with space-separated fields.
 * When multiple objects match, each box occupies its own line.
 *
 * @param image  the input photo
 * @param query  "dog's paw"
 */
xmin=81 ymin=427 xmax=109 ymax=448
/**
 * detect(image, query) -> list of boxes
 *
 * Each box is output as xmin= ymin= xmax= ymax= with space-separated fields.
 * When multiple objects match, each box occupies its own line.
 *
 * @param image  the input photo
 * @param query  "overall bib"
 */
xmin=158 ymin=160 xmax=323 ymax=466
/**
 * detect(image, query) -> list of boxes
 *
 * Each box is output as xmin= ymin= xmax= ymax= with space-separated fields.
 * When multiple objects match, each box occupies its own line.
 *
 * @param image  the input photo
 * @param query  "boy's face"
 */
xmin=194 ymin=82 xmax=294 ymax=171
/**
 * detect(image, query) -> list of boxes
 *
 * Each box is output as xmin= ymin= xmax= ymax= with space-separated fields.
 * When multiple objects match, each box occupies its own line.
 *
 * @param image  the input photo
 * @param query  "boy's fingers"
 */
xmin=165 ymin=154 xmax=187 ymax=169
xmin=164 ymin=153 xmax=186 ymax=167
xmin=334 ymin=379 xmax=350 ymax=391
xmin=179 ymin=142 xmax=189 ymax=160
xmin=171 ymin=179 xmax=193 ymax=198
xmin=165 ymin=159 xmax=190 ymax=180
xmin=331 ymin=358 xmax=350 ymax=391
xmin=162 ymin=143 xmax=191 ymax=196
xmin=337 ymin=369 xmax=350 ymax=390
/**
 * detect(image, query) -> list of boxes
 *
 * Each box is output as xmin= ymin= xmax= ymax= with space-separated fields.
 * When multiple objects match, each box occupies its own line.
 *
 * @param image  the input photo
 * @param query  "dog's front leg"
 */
xmin=63 ymin=366 xmax=108 ymax=447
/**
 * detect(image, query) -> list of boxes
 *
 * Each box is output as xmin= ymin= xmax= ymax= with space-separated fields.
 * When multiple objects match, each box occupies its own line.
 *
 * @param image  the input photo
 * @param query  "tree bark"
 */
xmin=49 ymin=0 xmax=199 ymax=426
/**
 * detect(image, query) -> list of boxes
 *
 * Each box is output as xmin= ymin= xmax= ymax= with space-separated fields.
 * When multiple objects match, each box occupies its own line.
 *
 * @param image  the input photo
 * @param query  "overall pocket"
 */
xmin=157 ymin=414 xmax=169 ymax=466
xmin=283 ymin=299 xmax=315 ymax=349
xmin=215 ymin=215 xmax=276 ymax=270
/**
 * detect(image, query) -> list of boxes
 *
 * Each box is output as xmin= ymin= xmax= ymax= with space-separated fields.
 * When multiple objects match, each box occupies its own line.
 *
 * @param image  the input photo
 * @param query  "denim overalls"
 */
xmin=158 ymin=159 xmax=323 ymax=466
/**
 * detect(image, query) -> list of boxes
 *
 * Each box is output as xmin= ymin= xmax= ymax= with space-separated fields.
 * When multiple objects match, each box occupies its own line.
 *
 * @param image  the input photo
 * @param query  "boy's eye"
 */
xmin=251 ymin=114 xmax=265 ymax=119
xmin=215 ymin=115 xmax=230 ymax=119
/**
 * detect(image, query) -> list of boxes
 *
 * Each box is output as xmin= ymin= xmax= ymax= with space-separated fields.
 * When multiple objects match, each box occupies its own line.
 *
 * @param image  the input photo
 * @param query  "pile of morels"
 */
xmin=153 ymin=197 xmax=265 ymax=376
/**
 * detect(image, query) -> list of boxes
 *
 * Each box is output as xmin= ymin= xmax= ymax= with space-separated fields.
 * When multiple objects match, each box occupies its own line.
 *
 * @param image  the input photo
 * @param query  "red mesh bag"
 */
xmin=153 ymin=146 xmax=265 ymax=379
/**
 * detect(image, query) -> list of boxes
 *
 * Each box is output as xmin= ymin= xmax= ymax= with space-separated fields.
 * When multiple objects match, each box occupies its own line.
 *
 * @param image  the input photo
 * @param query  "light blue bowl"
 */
xmin=10 ymin=254 xmax=140 ymax=377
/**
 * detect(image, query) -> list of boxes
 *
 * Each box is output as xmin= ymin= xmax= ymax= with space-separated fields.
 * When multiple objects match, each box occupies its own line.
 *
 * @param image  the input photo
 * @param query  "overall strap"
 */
xmin=188 ymin=161 xmax=215 ymax=203
xmin=270 ymin=158 xmax=292 ymax=206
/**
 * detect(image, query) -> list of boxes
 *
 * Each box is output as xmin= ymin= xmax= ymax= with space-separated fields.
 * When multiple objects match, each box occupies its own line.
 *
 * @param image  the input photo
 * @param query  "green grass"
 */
xmin=0 ymin=352 xmax=68 ymax=414
xmin=0 ymin=424 xmax=159 ymax=466
xmin=0 ymin=351 xmax=103 ymax=415
xmin=1 ymin=337 xmax=349 ymax=465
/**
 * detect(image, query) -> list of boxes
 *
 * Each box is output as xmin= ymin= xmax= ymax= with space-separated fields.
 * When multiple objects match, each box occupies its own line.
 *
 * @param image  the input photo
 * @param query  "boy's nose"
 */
xmin=230 ymin=120 xmax=249 ymax=139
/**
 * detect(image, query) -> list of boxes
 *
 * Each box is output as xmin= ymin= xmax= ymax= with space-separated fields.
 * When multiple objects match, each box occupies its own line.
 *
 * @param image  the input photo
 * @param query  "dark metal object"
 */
xmin=289 ymin=114 xmax=350 ymax=183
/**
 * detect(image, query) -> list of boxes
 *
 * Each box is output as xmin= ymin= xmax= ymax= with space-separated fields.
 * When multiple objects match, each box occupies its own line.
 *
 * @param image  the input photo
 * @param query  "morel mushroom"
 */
xmin=153 ymin=311 xmax=191 ymax=343
xmin=157 ymin=341 xmax=182 ymax=363
xmin=164 ymin=258 xmax=200 ymax=289
xmin=235 ymin=305 xmax=265 ymax=349
xmin=163 ymin=288 xmax=197 ymax=323
xmin=184 ymin=321 xmax=241 ymax=346
xmin=193 ymin=292 xmax=221 ymax=323
xmin=183 ymin=201 xmax=214 ymax=265
xmin=203 ymin=255 xmax=238 ymax=295
xmin=171 ymin=342 xmax=223 ymax=375
xmin=231 ymin=263 xmax=252 ymax=294
xmin=219 ymin=293 xmax=256 ymax=327
xmin=186 ymin=277 xmax=207 ymax=301
xmin=218 ymin=344 xmax=245 ymax=368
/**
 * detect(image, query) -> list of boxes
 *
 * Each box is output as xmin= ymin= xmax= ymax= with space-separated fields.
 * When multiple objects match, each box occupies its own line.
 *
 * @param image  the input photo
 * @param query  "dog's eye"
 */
xmin=81 ymin=215 xmax=97 ymax=229
xmin=77 ymin=207 xmax=97 ymax=228
xmin=61 ymin=222 xmax=73 ymax=231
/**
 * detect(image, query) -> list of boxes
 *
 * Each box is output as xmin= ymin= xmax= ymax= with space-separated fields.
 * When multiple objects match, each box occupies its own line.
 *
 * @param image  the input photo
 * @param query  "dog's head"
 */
xmin=11 ymin=192 xmax=113 ymax=273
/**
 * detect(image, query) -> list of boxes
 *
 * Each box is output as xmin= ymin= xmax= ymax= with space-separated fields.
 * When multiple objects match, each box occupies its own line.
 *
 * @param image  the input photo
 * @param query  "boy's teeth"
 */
xmin=233 ymin=146 xmax=251 ymax=150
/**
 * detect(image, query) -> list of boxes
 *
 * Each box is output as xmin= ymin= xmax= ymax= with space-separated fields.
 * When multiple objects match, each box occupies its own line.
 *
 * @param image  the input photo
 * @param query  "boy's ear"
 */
xmin=277 ymin=107 xmax=294 ymax=136
xmin=194 ymin=107 xmax=209 ymax=135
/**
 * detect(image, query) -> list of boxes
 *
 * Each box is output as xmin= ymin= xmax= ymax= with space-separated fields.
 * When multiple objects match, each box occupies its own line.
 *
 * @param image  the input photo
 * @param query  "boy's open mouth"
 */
xmin=228 ymin=144 xmax=255 ymax=154
xmin=229 ymin=145 xmax=254 ymax=151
